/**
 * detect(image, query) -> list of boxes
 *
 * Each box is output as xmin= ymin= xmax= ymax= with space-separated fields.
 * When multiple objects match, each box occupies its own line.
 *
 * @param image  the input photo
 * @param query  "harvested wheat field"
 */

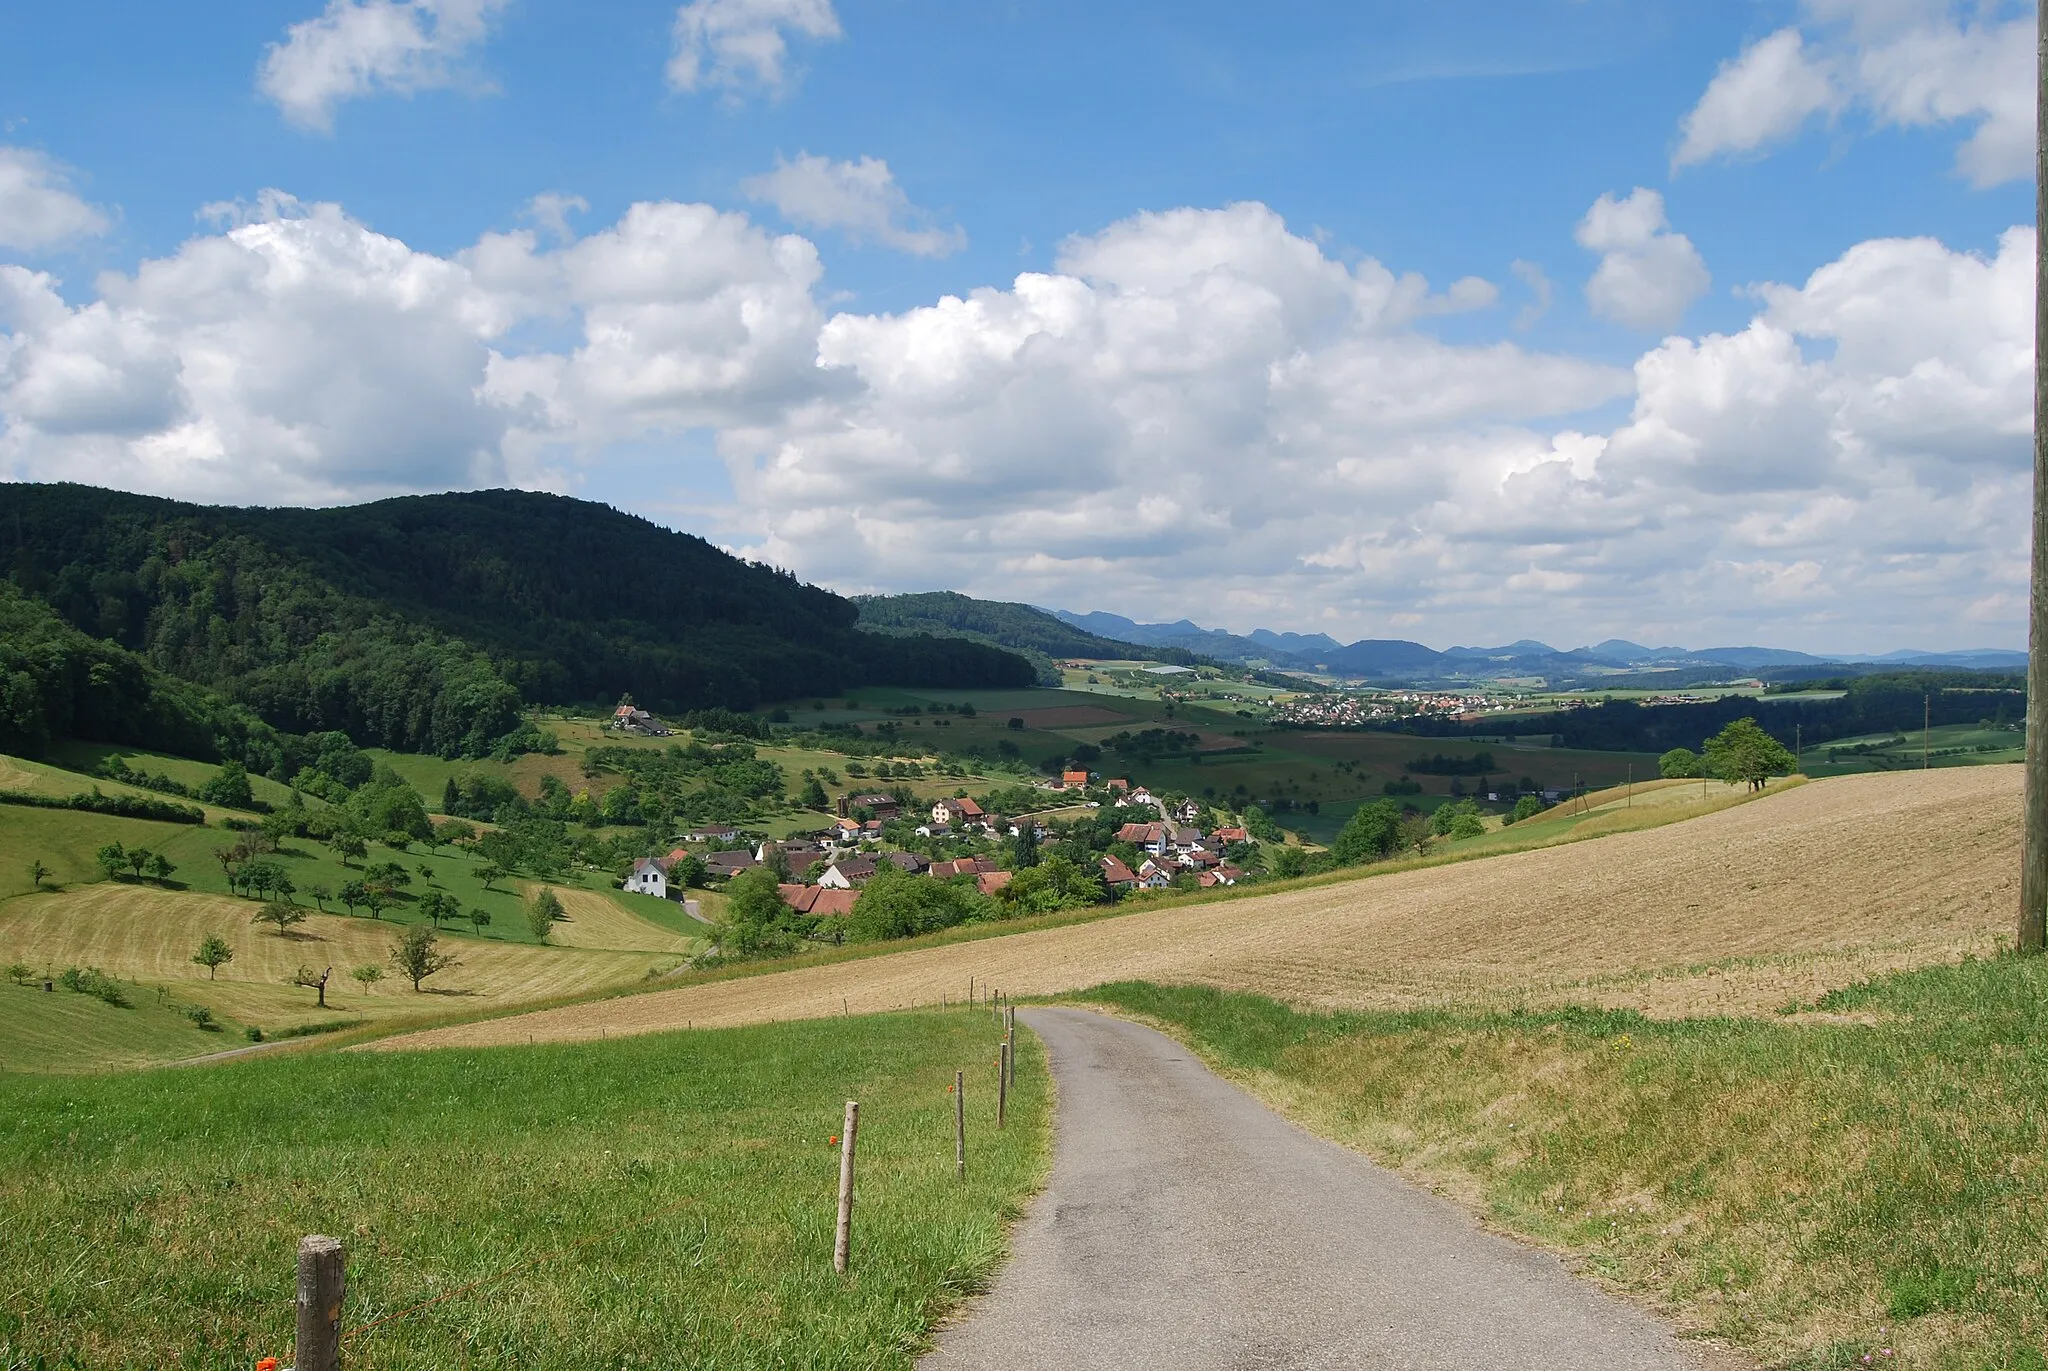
xmin=0 ymin=885 xmax=664 ymax=1030
xmin=376 ymin=767 xmax=2019 ymax=1052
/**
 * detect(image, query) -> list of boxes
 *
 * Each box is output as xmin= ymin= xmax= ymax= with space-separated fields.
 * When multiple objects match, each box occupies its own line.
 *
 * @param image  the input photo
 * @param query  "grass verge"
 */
xmin=1073 ymin=960 xmax=2046 ymax=1371
xmin=0 ymin=1009 xmax=1046 ymax=1370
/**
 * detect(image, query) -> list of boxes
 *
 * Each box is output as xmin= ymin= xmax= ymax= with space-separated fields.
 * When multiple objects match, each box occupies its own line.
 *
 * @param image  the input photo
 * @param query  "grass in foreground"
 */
xmin=1077 ymin=961 xmax=2047 ymax=1371
xmin=0 ymin=1009 xmax=1046 ymax=1370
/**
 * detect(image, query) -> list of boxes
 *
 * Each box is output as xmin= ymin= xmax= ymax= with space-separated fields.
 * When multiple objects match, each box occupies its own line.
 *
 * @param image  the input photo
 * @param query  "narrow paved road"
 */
xmin=922 ymin=1009 xmax=1741 ymax=1371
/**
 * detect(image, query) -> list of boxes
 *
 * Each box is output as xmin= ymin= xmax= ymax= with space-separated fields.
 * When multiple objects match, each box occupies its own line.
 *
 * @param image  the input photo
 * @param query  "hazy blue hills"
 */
xmin=1045 ymin=605 xmax=2024 ymax=681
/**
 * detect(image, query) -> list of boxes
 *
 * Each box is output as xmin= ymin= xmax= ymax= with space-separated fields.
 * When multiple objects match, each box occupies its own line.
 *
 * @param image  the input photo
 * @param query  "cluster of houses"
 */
xmin=622 ymin=779 xmax=1250 ymax=913
xmin=610 ymin=702 xmax=672 ymax=736
xmin=1099 ymin=819 xmax=1248 ymax=890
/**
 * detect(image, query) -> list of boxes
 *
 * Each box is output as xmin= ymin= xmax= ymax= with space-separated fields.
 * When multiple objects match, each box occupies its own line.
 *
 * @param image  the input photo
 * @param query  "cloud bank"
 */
xmin=0 ymin=189 xmax=2030 ymax=650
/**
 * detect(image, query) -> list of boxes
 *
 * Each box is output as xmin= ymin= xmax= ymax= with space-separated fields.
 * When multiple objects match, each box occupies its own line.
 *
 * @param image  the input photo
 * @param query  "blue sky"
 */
xmin=0 ymin=0 xmax=2036 ymax=652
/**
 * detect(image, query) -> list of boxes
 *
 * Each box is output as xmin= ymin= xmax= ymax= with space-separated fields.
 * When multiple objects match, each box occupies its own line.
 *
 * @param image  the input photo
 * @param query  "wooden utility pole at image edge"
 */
xmin=2025 ymin=1 xmax=2048 ymax=956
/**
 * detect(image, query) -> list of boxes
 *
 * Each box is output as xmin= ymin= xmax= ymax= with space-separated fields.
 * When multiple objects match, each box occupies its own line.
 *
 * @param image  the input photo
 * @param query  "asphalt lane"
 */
xmin=921 ymin=1007 xmax=1738 ymax=1371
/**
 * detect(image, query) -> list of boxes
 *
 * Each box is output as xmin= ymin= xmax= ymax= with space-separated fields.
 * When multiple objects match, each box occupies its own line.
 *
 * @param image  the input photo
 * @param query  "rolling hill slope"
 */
xmin=0 ymin=483 xmax=1032 ymax=755
xmin=379 ymin=766 xmax=2016 ymax=1049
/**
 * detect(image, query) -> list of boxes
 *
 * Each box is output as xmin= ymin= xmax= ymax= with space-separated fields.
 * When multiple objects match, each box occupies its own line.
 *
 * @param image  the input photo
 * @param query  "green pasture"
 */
xmin=44 ymin=740 xmax=307 ymax=810
xmin=0 ymin=1011 xmax=1049 ymax=1370
xmin=0 ymin=789 xmax=620 ymax=945
xmin=0 ymin=975 xmax=243 ymax=1073
xmin=1803 ymin=723 xmax=2025 ymax=777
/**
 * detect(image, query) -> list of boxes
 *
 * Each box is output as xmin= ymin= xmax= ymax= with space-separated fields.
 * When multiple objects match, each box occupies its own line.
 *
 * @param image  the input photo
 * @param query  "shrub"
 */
xmin=58 ymin=966 xmax=129 ymax=1007
xmin=182 ymin=1004 xmax=220 ymax=1031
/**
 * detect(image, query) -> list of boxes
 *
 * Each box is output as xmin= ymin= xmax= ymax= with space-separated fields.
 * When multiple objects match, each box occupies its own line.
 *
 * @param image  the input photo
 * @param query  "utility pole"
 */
xmin=2025 ymin=0 xmax=2048 ymax=956
xmin=1923 ymin=695 xmax=1930 ymax=770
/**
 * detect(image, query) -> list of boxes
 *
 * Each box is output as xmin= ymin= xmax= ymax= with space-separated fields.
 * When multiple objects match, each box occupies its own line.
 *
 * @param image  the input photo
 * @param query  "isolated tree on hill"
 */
xmin=192 ymin=934 xmax=233 ymax=980
xmin=470 ymin=905 xmax=492 ymax=936
xmin=1703 ymin=718 xmax=1797 ymax=792
xmin=1659 ymin=747 xmax=1702 ymax=780
xmin=337 ymin=879 xmax=368 ymax=916
xmin=251 ymin=903 xmax=308 ymax=938
xmin=26 ymin=859 xmax=48 ymax=890
xmin=94 ymin=842 xmax=126 ymax=881
xmin=328 ymin=832 xmax=368 ymax=867
xmin=124 ymin=847 xmax=151 ymax=879
xmin=363 ymin=888 xmax=388 ymax=921
xmin=308 ymin=882 xmax=332 ymax=910
xmin=198 ymin=761 xmax=255 ymax=809
xmin=292 ymin=964 xmax=333 ymax=1009
xmin=351 ymin=963 xmax=384 ymax=994
xmin=528 ymin=889 xmax=564 ymax=943
xmin=1509 ymin=794 xmax=1543 ymax=823
xmin=477 ymin=863 xmax=507 ymax=892
xmin=1329 ymin=800 xmax=1402 ymax=866
xmin=392 ymin=924 xmax=459 ymax=991
xmin=145 ymin=852 xmax=176 ymax=883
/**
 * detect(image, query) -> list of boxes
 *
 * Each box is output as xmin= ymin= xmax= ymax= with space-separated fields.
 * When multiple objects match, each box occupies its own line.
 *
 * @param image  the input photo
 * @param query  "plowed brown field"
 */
xmin=373 ymin=767 xmax=2019 ymax=1052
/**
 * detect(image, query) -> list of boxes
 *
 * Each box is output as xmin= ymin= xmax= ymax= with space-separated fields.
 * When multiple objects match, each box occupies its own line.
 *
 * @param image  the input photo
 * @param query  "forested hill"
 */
xmin=853 ymin=591 xmax=1201 ymax=681
xmin=0 ymin=484 xmax=1030 ymax=757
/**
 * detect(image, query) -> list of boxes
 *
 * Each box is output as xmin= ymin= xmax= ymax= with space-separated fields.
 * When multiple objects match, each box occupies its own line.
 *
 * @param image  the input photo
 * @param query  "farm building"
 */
xmin=623 ymin=857 xmax=668 ymax=899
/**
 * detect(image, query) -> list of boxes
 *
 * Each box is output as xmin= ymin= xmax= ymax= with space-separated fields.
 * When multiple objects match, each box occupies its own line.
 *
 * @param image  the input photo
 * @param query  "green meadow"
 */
xmin=0 ymin=1010 xmax=1048 ymax=1371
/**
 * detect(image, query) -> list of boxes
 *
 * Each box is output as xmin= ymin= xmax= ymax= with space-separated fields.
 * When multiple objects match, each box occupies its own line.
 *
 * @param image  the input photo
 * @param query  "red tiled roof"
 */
xmin=976 ymin=870 xmax=1013 ymax=895
xmin=1099 ymin=855 xmax=1138 ymax=885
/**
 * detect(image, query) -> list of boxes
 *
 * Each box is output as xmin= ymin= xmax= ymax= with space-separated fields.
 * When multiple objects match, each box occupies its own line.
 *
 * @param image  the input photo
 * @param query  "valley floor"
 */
xmin=375 ymin=767 xmax=2016 ymax=1050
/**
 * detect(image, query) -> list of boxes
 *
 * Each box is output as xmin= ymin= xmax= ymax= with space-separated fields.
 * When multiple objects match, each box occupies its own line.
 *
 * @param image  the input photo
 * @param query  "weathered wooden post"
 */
xmin=833 ymin=1101 xmax=859 ymax=1274
xmin=2028 ymin=0 xmax=2048 ymax=956
xmin=954 ymin=1070 xmax=966 ymax=1181
xmin=295 ymin=1234 xmax=345 ymax=1371
xmin=997 ymin=1041 xmax=1009 ymax=1129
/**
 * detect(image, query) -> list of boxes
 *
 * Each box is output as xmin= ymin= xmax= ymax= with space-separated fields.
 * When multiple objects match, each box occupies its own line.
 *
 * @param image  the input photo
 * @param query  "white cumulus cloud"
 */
xmin=742 ymin=153 xmax=965 ymax=257
xmin=0 ymin=185 xmax=2033 ymax=651
xmin=258 ymin=0 xmax=509 ymax=131
xmin=0 ymin=147 xmax=111 ymax=253
xmin=1674 ymin=1 xmax=2035 ymax=186
xmin=1575 ymin=188 xmax=1711 ymax=332
xmin=668 ymin=0 xmax=841 ymax=97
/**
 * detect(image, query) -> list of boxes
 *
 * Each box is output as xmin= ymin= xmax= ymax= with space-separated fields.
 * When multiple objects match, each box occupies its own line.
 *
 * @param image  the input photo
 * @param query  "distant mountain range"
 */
xmin=1045 ymin=609 xmax=2025 ymax=681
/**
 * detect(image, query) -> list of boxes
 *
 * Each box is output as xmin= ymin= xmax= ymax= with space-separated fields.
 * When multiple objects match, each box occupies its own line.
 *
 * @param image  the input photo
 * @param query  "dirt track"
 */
xmin=372 ymin=768 xmax=2019 ymax=1052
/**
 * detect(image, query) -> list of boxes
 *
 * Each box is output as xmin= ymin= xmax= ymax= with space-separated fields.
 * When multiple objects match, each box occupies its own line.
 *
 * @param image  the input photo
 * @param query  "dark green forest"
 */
xmin=1 ymin=484 xmax=1031 ymax=760
xmin=853 ymin=590 xmax=1200 ymax=681
xmin=1360 ymin=673 xmax=2024 ymax=753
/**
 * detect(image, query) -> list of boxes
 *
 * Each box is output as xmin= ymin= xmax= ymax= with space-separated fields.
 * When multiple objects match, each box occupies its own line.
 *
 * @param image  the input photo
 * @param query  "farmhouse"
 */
xmin=778 ymin=885 xmax=860 ymax=917
xmin=881 ymin=851 xmax=930 ymax=874
xmin=1061 ymin=770 xmax=1091 ymax=788
xmin=1173 ymin=799 xmax=1203 ymax=823
xmin=611 ymin=702 xmax=671 ymax=736
xmin=703 ymin=851 xmax=758 ymax=879
xmin=686 ymin=825 xmax=741 ymax=844
xmin=623 ymin=857 xmax=668 ymax=899
xmin=1099 ymin=855 xmax=1139 ymax=889
xmin=839 ymin=793 xmax=902 ymax=819
xmin=931 ymin=796 xmax=985 ymax=825
xmin=817 ymin=856 xmax=879 ymax=889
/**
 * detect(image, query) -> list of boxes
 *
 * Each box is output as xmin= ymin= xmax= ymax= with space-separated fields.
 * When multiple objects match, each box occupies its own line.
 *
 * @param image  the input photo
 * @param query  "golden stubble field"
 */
xmin=0 ymin=885 xmax=667 ymax=1031
xmin=377 ymin=767 xmax=2019 ymax=1052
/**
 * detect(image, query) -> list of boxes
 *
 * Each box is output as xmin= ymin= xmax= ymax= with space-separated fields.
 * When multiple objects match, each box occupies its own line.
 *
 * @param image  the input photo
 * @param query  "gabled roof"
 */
xmin=778 ymin=884 xmax=860 ymax=916
xmin=976 ymin=870 xmax=1013 ymax=895
xmin=1099 ymin=855 xmax=1138 ymax=885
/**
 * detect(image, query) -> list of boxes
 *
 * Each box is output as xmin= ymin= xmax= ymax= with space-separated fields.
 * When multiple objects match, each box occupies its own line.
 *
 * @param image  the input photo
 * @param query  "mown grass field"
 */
xmin=0 ymin=884 xmax=673 ymax=1065
xmin=1078 ymin=961 xmax=2048 ymax=1371
xmin=1803 ymin=722 xmax=2026 ymax=778
xmin=0 ymin=1010 xmax=1049 ymax=1370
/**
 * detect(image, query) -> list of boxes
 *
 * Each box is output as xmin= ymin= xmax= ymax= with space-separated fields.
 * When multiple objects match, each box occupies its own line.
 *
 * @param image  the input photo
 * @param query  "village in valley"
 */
xmin=611 ymin=692 xmax=1256 ymax=929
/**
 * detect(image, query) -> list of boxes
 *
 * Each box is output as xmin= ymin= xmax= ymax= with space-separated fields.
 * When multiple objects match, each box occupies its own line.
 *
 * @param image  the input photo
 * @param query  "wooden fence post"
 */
xmin=997 ymin=1041 xmax=1009 ymax=1129
xmin=833 ymin=1100 xmax=859 ymax=1274
xmin=954 ymin=1070 xmax=966 ymax=1181
xmin=295 ymin=1234 xmax=345 ymax=1371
